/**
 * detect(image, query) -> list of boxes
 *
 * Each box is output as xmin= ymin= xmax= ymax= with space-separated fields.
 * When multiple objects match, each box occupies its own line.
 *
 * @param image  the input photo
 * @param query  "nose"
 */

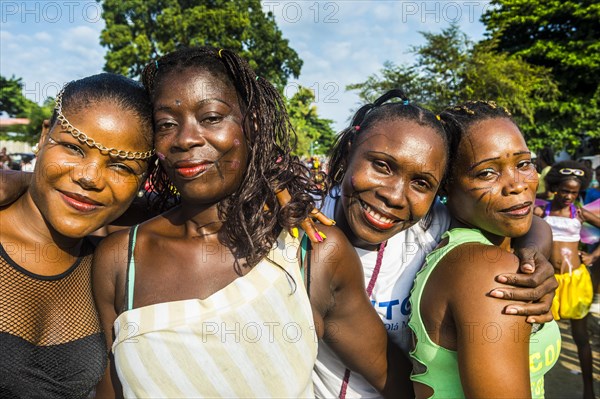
xmin=172 ymin=120 xmax=207 ymax=151
xmin=72 ymin=160 xmax=105 ymax=191
xmin=502 ymin=167 xmax=528 ymax=196
xmin=376 ymin=180 xmax=408 ymax=209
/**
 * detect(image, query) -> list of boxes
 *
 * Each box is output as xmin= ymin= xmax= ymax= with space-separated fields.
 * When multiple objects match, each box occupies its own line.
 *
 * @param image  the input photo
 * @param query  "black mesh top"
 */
xmin=0 ymin=241 xmax=107 ymax=398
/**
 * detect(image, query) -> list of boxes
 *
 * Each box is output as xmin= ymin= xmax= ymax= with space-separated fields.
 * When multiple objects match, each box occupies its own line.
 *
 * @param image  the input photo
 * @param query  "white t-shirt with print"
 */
xmin=312 ymin=187 xmax=450 ymax=398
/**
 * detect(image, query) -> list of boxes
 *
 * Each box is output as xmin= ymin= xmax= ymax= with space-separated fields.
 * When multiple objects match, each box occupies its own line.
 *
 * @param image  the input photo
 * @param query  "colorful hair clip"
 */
xmin=403 ymin=100 xmax=409 ymax=105
xmin=155 ymin=60 xmax=159 ymax=70
xmin=218 ymin=49 xmax=224 ymax=58
xmin=436 ymin=115 xmax=441 ymax=121
xmin=354 ymin=125 xmax=360 ymax=131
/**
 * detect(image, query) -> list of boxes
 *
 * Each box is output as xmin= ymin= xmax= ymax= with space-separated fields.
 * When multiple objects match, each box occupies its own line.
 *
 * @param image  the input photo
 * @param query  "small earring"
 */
xmin=333 ymin=167 xmax=345 ymax=183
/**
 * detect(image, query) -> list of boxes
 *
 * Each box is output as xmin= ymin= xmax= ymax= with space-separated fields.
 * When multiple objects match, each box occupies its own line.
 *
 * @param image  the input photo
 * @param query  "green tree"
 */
xmin=0 ymin=75 xmax=53 ymax=143
xmin=347 ymin=24 xmax=471 ymax=110
xmin=1 ymin=75 xmax=32 ymax=117
xmin=98 ymin=0 xmax=302 ymax=87
xmin=346 ymin=24 xmax=560 ymax=151
xmin=286 ymin=86 xmax=336 ymax=157
xmin=462 ymin=41 xmax=559 ymax=149
xmin=482 ymin=0 xmax=600 ymax=152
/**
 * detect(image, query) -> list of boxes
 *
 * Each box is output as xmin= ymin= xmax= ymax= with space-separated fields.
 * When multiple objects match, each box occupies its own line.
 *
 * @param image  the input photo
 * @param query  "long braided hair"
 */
xmin=141 ymin=47 xmax=322 ymax=268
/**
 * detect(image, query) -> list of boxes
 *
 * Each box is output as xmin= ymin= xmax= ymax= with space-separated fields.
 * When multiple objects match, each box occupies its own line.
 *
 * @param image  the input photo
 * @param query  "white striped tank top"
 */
xmin=112 ymin=228 xmax=318 ymax=398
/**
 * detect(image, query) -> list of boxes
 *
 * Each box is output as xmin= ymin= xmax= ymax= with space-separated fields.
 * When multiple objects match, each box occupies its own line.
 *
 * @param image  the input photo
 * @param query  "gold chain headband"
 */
xmin=54 ymin=85 xmax=155 ymax=160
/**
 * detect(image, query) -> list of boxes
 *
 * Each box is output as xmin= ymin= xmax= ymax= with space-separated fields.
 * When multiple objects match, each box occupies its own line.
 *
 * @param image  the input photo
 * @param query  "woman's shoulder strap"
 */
xmin=123 ymin=224 xmax=140 ymax=312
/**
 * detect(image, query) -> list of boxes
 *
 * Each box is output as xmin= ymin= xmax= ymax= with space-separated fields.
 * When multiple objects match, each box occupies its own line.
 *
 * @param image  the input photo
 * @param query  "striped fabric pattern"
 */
xmin=112 ymin=231 xmax=317 ymax=398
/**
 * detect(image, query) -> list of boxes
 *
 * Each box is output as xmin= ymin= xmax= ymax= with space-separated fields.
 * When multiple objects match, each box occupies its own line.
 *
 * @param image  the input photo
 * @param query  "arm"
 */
xmin=579 ymin=207 xmax=600 ymax=228
xmin=450 ymin=246 xmax=532 ymax=398
xmin=308 ymin=226 xmax=412 ymax=398
xmin=0 ymin=169 xmax=31 ymax=205
xmin=491 ymin=215 xmax=557 ymax=323
xmin=93 ymin=230 xmax=130 ymax=399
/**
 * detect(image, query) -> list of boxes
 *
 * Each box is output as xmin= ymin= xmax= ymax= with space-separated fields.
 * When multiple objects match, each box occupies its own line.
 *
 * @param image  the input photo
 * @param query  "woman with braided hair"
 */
xmin=92 ymin=47 xmax=404 ymax=398
xmin=0 ymin=73 xmax=155 ymax=398
xmin=313 ymin=93 xmax=558 ymax=398
xmin=408 ymin=100 xmax=560 ymax=398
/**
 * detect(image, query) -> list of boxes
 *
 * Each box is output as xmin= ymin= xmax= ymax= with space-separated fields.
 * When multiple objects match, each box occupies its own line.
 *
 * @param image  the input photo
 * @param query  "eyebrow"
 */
xmin=468 ymin=151 xmax=531 ymax=171
xmin=154 ymin=98 xmax=231 ymax=112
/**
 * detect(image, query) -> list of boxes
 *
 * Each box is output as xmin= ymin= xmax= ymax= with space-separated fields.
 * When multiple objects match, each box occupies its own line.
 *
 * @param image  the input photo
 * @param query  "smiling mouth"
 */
xmin=59 ymin=191 xmax=103 ymax=212
xmin=359 ymin=200 xmax=400 ymax=230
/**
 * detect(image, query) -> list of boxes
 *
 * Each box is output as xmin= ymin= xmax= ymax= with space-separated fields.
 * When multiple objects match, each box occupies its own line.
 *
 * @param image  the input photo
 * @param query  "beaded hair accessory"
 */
xmin=53 ymin=84 xmax=155 ymax=160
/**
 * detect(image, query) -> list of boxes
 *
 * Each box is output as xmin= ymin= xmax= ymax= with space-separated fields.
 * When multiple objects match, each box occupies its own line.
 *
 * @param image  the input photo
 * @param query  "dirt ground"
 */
xmin=545 ymin=311 xmax=600 ymax=398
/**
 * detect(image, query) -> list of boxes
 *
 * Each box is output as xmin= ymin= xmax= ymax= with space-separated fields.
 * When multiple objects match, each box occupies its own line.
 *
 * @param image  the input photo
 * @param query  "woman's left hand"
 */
xmin=489 ymin=246 xmax=558 ymax=324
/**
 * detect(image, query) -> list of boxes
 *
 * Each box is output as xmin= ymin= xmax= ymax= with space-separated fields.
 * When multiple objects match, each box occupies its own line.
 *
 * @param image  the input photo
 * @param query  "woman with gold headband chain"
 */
xmin=0 ymin=73 xmax=155 ymax=399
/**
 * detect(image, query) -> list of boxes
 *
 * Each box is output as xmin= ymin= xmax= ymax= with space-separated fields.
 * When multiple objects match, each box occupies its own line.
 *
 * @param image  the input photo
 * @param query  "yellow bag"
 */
xmin=551 ymin=264 xmax=593 ymax=320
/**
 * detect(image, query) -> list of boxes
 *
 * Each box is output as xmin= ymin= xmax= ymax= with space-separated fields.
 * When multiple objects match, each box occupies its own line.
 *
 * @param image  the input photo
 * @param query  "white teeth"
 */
xmin=362 ymin=202 xmax=394 ymax=224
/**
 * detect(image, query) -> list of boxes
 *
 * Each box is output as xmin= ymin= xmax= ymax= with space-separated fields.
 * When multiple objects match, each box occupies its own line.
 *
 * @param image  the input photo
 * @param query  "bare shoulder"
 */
xmin=308 ymin=224 xmax=362 ymax=278
xmin=440 ymin=242 xmax=519 ymax=291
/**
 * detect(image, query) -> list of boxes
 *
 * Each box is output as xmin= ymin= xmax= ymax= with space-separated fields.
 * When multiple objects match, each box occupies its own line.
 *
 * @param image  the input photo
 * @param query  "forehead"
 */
xmin=559 ymin=178 xmax=581 ymax=189
xmin=459 ymin=118 xmax=525 ymax=159
xmin=60 ymin=100 xmax=150 ymax=150
xmin=355 ymin=118 xmax=445 ymax=156
xmin=154 ymin=67 xmax=239 ymax=106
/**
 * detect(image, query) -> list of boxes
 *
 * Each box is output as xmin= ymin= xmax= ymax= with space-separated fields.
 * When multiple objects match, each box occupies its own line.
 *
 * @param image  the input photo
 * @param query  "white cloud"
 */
xmin=34 ymin=31 xmax=51 ymax=42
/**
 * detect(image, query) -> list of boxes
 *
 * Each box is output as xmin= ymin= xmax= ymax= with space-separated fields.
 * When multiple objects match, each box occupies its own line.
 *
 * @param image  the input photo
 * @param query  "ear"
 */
xmin=37 ymin=119 xmax=51 ymax=151
xmin=39 ymin=119 xmax=51 ymax=146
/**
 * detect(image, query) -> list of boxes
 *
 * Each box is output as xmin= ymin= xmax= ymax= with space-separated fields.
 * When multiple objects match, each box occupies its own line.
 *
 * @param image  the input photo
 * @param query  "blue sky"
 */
xmin=1 ymin=1 xmax=490 ymax=131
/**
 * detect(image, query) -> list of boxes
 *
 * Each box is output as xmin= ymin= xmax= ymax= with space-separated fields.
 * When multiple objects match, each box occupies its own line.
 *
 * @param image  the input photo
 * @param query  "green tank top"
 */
xmin=408 ymin=228 xmax=561 ymax=398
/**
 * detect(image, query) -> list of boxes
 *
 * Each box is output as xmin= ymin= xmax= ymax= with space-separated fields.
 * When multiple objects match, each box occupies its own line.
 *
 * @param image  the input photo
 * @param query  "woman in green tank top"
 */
xmin=408 ymin=101 xmax=560 ymax=399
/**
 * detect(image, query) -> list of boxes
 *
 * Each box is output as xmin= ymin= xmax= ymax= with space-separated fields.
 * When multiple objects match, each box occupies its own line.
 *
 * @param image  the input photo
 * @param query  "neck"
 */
xmin=449 ymin=218 xmax=512 ymax=251
xmin=175 ymin=201 xmax=225 ymax=240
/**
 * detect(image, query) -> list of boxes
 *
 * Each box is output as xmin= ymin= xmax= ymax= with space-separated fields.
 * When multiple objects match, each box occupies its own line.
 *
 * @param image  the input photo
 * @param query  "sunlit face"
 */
xmin=29 ymin=101 xmax=151 ymax=238
xmin=338 ymin=118 xmax=446 ymax=249
xmin=152 ymin=68 xmax=248 ymax=207
xmin=553 ymin=179 xmax=581 ymax=207
xmin=446 ymin=118 xmax=538 ymax=239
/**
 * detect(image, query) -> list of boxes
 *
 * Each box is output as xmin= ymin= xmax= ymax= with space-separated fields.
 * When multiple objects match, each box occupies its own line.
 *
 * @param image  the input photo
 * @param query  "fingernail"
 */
xmin=157 ymin=152 xmax=166 ymax=160
xmin=315 ymin=232 xmax=323 ymax=242
xmin=497 ymin=276 xmax=508 ymax=283
xmin=330 ymin=219 xmax=336 ymax=225
xmin=318 ymin=231 xmax=327 ymax=240
xmin=529 ymin=318 xmax=536 ymax=323
xmin=522 ymin=264 xmax=534 ymax=272
xmin=505 ymin=308 xmax=518 ymax=314
xmin=291 ymin=227 xmax=298 ymax=238
xmin=490 ymin=290 xmax=504 ymax=298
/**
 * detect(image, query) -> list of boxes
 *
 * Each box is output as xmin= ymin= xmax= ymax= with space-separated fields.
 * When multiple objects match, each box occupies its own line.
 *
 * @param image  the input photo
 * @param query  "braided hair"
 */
xmin=141 ymin=47 xmax=321 ymax=268
xmin=327 ymin=89 xmax=448 ymax=188
xmin=439 ymin=100 xmax=515 ymax=183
